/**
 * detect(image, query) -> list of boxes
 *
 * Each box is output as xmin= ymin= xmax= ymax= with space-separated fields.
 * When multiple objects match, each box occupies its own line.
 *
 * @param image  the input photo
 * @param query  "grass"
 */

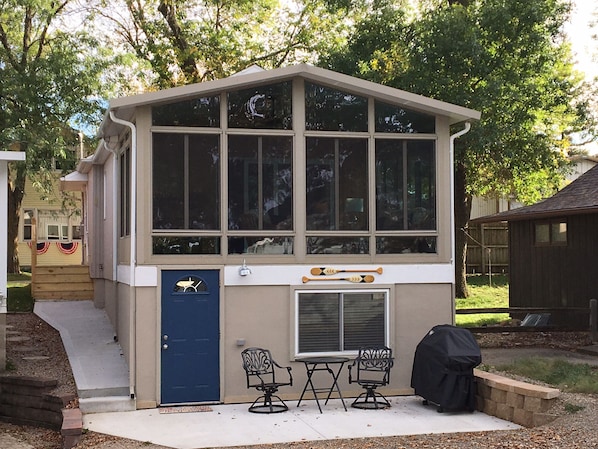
xmin=496 ymin=357 xmax=598 ymax=394
xmin=456 ymin=274 xmax=509 ymax=327
xmin=7 ymin=272 xmax=34 ymax=313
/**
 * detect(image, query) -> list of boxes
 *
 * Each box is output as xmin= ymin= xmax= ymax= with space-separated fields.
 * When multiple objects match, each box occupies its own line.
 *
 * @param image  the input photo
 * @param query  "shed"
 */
xmin=472 ymin=164 xmax=598 ymax=327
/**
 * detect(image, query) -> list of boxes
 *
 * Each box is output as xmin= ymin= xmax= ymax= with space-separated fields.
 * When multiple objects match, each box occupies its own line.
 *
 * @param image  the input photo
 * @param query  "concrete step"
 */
xmin=77 ymin=385 xmax=130 ymax=399
xmin=79 ymin=396 xmax=136 ymax=414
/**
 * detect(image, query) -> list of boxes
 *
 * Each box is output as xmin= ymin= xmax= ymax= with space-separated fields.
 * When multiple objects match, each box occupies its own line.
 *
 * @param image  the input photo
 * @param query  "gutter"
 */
xmin=108 ymin=110 xmax=138 ymax=400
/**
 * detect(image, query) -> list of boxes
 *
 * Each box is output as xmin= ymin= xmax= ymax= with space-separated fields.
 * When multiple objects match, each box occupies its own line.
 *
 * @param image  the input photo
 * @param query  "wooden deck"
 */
xmin=32 ymin=265 xmax=93 ymax=300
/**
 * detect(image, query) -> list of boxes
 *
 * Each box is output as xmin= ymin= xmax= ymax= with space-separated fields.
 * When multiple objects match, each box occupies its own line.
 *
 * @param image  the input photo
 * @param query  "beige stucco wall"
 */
xmin=126 ymin=280 xmax=453 ymax=407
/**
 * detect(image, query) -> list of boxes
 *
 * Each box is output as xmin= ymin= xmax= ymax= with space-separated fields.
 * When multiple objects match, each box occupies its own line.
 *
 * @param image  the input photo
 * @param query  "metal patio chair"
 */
xmin=241 ymin=347 xmax=293 ymax=413
xmin=348 ymin=346 xmax=394 ymax=409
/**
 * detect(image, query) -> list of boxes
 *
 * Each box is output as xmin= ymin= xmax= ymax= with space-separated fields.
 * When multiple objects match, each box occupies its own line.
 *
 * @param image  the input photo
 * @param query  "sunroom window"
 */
xmin=228 ymin=82 xmax=292 ymax=129
xmin=305 ymin=82 xmax=368 ymax=132
xmin=296 ymin=290 xmax=388 ymax=355
xmin=227 ymin=134 xmax=294 ymax=254
xmin=375 ymin=101 xmax=436 ymax=133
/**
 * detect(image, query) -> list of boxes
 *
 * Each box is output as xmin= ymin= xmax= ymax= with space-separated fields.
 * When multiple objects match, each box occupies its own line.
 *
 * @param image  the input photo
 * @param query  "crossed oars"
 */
xmin=302 ymin=274 xmax=376 ymax=283
xmin=310 ymin=267 xmax=383 ymax=276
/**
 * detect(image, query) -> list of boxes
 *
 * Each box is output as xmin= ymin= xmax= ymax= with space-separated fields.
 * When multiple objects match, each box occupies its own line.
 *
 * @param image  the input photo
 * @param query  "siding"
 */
xmin=509 ymin=213 xmax=598 ymax=326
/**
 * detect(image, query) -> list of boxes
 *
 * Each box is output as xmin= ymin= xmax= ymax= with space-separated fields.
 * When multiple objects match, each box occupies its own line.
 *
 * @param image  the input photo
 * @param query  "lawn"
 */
xmin=7 ymin=272 xmax=33 ymax=313
xmin=456 ymin=274 xmax=509 ymax=327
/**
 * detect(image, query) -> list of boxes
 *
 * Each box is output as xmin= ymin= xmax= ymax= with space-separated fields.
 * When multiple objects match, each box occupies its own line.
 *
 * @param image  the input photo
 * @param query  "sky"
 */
xmin=566 ymin=0 xmax=598 ymax=81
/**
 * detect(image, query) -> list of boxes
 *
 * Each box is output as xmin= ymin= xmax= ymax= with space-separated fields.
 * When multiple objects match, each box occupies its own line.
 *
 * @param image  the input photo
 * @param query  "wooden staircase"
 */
xmin=32 ymin=265 xmax=94 ymax=301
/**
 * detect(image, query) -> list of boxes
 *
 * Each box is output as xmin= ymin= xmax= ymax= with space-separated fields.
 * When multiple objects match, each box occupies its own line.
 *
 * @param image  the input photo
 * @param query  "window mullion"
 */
xmin=258 ymin=137 xmax=264 ymax=229
xmin=184 ymin=135 xmax=190 ymax=229
xmin=339 ymin=292 xmax=345 ymax=351
xmin=335 ymin=139 xmax=340 ymax=229
xmin=402 ymin=141 xmax=409 ymax=229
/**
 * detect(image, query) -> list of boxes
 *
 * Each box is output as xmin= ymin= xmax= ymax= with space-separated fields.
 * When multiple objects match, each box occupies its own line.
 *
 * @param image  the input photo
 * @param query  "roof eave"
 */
xmin=99 ymin=64 xmax=480 ymax=139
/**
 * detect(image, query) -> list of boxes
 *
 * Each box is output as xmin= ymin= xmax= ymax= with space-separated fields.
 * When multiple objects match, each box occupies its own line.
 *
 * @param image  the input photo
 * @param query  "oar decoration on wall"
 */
xmin=302 ymin=274 xmax=375 ymax=283
xmin=310 ymin=267 xmax=383 ymax=276
xmin=302 ymin=267 xmax=383 ymax=283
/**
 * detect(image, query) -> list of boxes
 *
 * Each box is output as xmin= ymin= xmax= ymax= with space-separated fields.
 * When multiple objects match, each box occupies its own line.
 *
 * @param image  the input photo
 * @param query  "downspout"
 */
xmin=109 ymin=111 xmax=137 ymax=400
xmin=449 ymin=122 xmax=471 ymax=268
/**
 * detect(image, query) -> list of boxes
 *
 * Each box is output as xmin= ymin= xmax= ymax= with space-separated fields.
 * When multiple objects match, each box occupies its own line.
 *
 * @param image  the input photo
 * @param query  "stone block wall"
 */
xmin=475 ymin=369 xmax=560 ymax=427
xmin=0 ymin=375 xmax=81 ymax=449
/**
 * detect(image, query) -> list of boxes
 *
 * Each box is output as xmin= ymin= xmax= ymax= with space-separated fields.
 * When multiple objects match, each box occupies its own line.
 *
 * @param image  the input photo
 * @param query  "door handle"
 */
xmin=162 ymin=344 xmax=168 ymax=350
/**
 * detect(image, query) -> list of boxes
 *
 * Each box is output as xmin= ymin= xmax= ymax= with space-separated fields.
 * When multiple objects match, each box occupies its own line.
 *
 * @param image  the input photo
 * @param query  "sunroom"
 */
xmin=82 ymin=64 xmax=480 ymax=408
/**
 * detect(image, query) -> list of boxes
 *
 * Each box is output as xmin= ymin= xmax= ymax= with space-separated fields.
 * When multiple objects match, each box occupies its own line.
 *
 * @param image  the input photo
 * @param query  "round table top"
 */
xmin=296 ymin=356 xmax=350 ymax=364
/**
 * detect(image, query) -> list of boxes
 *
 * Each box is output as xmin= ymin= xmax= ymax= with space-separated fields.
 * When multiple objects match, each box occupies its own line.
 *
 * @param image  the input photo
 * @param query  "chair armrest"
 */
xmin=272 ymin=360 xmax=293 ymax=386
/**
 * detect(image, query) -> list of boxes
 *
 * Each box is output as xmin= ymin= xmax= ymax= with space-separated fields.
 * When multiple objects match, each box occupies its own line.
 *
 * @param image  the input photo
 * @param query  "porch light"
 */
xmin=239 ymin=259 xmax=252 ymax=276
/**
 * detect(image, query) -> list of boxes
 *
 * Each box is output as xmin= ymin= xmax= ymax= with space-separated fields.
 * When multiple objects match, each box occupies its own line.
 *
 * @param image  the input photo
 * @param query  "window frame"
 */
xmin=534 ymin=219 xmax=567 ymax=246
xmin=294 ymin=288 xmax=390 ymax=358
xmin=148 ymin=80 xmax=442 ymax=259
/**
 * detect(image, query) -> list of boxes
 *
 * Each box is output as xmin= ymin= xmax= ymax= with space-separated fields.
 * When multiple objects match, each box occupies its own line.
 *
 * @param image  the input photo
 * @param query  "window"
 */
xmin=152 ymin=133 xmax=220 ymax=230
xmin=535 ymin=220 xmax=567 ymax=246
xmin=375 ymin=101 xmax=436 ymax=133
xmin=296 ymin=290 xmax=388 ymax=355
xmin=306 ymin=137 xmax=368 ymax=231
xmin=305 ymin=83 xmax=368 ymax=131
xmin=375 ymin=139 xmax=436 ymax=231
xmin=23 ymin=209 xmax=34 ymax=240
xmin=120 ymin=147 xmax=131 ymax=237
xmin=46 ymin=224 xmax=69 ymax=240
xmin=227 ymin=135 xmax=293 ymax=254
xmin=228 ymin=82 xmax=292 ymax=129
xmin=152 ymin=96 xmax=220 ymax=127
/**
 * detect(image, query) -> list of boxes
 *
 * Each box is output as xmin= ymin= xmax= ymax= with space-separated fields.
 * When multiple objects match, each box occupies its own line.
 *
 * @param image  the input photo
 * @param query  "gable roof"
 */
xmin=473 ymin=164 xmax=598 ymax=223
xmin=99 ymin=63 xmax=480 ymax=139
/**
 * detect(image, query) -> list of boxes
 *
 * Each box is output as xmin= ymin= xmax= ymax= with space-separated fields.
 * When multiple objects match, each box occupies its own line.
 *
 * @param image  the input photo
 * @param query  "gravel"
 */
xmin=2 ymin=312 xmax=598 ymax=449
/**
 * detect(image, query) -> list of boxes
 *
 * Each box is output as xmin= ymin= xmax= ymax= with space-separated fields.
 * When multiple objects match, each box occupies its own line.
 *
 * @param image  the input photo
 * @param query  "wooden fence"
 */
xmin=465 ymin=223 xmax=509 ymax=275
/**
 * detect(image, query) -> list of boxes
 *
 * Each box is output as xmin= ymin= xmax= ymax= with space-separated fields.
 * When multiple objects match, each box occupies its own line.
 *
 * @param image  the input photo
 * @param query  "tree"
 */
xmin=91 ymin=0 xmax=355 ymax=88
xmin=0 ymin=0 xmax=106 ymax=273
xmin=321 ymin=0 xmax=595 ymax=296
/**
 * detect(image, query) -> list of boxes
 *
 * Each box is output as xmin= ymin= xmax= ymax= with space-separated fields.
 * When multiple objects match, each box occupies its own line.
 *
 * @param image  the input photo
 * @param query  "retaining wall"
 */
xmin=475 ymin=369 xmax=561 ymax=427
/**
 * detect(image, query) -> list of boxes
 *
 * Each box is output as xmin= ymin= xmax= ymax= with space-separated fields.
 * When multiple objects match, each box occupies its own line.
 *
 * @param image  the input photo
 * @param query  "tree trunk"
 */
xmin=454 ymin=161 xmax=472 ymax=298
xmin=7 ymin=163 xmax=26 ymax=274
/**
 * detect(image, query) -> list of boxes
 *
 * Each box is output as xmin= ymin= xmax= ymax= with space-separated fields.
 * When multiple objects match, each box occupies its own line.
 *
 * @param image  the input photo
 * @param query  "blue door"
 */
xmin=161 ymin=270 xmax=220 ymax=404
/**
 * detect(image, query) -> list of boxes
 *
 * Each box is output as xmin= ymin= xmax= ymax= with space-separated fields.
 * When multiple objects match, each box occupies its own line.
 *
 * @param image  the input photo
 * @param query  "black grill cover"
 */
xmin=411 ymin=324 xmax=482 ymax=411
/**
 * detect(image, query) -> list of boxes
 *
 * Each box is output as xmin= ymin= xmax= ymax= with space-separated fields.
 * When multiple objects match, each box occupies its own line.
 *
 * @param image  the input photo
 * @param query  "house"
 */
xmin=472 ymin=163 xmax=598 ymax=328
xmin=466 ymin=156 xmax=598 ymax=274
xmin=65 ymin=64 xmax=480 ymax=409
xmin=18 ymin=175 xmax=84 ymax=268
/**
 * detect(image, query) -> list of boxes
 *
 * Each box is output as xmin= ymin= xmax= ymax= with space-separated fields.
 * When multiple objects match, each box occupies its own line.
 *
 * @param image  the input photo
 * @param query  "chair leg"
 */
xmin=248 ymin=390 xmax=289 ymax=414
xmin=351 ymin=387 xmax=391 ymax=410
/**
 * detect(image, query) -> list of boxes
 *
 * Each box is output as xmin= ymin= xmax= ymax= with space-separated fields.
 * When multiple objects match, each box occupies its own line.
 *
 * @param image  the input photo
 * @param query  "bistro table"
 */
xmin=296 ymin=356 xmax=350 ymax=413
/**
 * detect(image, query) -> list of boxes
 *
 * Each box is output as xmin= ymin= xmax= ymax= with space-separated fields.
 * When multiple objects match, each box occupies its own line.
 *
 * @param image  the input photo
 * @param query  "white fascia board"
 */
xmin=224 ymin=264 xmax=454 ymax=286
xmin=0 ymin=152 xmax=26 ymax=162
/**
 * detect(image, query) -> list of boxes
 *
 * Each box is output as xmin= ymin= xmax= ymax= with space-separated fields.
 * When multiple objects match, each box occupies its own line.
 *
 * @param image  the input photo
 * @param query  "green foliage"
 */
xmin=96 ymin=0 xmax=354 ymax=88
xmin=1 ymin=0 xmax=111 ymax=271
xmin=455 ymin=274 xmax=509 ymax=327
xmin=497 ymin=358 xmax=598 ymax=394
xmin=7 ymin=272 xmax=33 ymax=313
xmin=324 ymin=0 xmax=586 ymax=203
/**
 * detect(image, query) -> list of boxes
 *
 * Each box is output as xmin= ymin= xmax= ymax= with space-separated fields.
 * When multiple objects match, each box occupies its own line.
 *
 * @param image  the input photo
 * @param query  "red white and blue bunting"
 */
xmin=56 ymin=242 xmax=79 ymax=255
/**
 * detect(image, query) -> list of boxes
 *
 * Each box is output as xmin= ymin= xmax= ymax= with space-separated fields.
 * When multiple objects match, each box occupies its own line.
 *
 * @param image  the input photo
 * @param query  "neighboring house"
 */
xmin=64 ymin=64 xmax=480 ymax=409
xmin=466 ymin=155 xmax=598 ymax=274
xmin=18 ymin=176 xmax=84 ymax=268
xmin=472 ymin=163 xmax=598 ymax=328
